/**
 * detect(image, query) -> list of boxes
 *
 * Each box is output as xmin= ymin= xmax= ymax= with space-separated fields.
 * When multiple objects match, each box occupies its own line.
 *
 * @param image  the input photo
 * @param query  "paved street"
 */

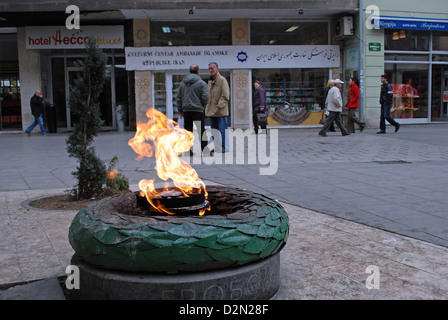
xmin=2 ymin=124 xmax=447 ymax=246
xmin=1 ymin=123 xmax=448 ymax=299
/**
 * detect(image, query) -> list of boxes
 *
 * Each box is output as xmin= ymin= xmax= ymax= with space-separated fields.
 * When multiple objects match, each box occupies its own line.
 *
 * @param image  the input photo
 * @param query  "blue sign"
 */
xmin=373 ymin=16 xmax=448 ymax=31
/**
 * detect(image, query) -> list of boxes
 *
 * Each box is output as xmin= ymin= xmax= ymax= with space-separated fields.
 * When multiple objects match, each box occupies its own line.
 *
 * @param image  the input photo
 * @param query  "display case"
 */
xmin=264 ymin=82 xmax=315 ymax=125
xmin=154 ymin=73 xmax=167 ymax=115
xmin=265 ymin=82 xmax=315 ymax=111
xmin=171 ymin=75 xmax=183 ymax=122
xmin=390 ymin=84 xmax=420 ymax=119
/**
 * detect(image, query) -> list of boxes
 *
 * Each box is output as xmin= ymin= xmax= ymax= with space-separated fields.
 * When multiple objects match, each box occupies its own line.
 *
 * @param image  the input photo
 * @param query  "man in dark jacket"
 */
xmin=25 ymin=90 xmax=47 ymax=136
xmin=253 ymin=80 xmax=267 ymax=134
xmin=377 ymin=74 xmax=400 ymax=134
xmin=176 ymin=64 xmax=210 ymax=151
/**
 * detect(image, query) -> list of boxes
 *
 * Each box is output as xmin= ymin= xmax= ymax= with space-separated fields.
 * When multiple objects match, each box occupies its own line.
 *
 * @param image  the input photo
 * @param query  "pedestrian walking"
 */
xmin=377 ymin=74 xmax=400 ymax=134
xmin=318 ymin=79 xmax=349 ymax=137
xmin=205 ymin=62 xmax=230 ymax=152
xmin=323 ymin=79 xmax=336 ymax=132
xmin=253 ymin=80 xmax=267 ymax=134
xmin=345 ymin=77 xmax=365 ymax=133
xmin=176 ymin=64 xmax=209 ymax=152
xmin=25 ymin=89 xmax=47 ymax=136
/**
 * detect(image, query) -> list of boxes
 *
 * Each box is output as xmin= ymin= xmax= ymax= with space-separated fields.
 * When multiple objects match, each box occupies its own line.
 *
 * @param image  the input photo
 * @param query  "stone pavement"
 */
xmin=1 ymin=124 xmax=448 ymax=299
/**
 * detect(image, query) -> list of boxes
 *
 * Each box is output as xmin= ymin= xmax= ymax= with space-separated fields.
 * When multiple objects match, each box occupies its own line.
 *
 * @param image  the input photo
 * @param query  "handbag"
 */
xmin=256 ymin=112 xmax=268 ymax=126
xmin=319 ymin=111 xmax=326 ymax=124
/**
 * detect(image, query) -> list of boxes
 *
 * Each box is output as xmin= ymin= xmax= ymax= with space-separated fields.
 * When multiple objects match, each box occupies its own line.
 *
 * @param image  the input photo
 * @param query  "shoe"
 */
xmin=329 ymin=129 xmax=336 ymax=132
xmin=342 ymin=132 xmax=350 ymax=136
xmin=318 ymin=132 xmax=328 ymax=137
xmin=42 ymin=133 xmax=49 ymax=136
xmin=25 ymin=131 xmax=31 ymax=136
xmin=360 ymin=126 xmax=365 ymax=132
xmin=395 ymin=123 xmax=400 ymax=132
xmin=377 ymin=131 xmax=386 ymax=134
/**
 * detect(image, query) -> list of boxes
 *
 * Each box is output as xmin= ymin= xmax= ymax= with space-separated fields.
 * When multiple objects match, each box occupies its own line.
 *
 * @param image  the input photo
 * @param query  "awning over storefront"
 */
xmin=373 ymin=16 xmax=448 ymax=31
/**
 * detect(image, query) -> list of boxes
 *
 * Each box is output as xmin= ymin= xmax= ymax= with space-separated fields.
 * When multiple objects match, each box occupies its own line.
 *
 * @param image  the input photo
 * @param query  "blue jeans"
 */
xmin=210 ymin=116 xmax=228 ymax=151
xmin=26 ymin=115 xmax=47 ymax=135
xmin=380 ymin=103 xmax=398 ymax=132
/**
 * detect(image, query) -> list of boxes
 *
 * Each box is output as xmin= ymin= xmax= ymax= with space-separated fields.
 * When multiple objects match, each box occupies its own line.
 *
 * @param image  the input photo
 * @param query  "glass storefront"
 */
xmin=150 ymin=21 xmax=232 ymax=47
xmin=250 ymin=22 xmax=330 ymax=126
xmin=250 ymin=21 xmax=328 ymax=45
xmin=150 ymin=21 xmax=232 ymax=126
xmin=50 ymin=50 xmax=127 ymax=130
xmin=0 ymin=33 xmax=20 ymax=130
xmin=384 ymin=63 xmax=428 ymax=119
xmin=384 ymin=29 xmax=448 ymax=122
xmin=252 ymin=68 xmax=327 ymax=126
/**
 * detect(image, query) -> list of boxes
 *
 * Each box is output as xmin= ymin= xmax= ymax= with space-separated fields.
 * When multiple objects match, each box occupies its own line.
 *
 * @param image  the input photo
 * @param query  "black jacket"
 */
xmin=30 ymin=94 xmax=44 ymax=117
xmin=380 ymin=82 xmax=394 ymax=106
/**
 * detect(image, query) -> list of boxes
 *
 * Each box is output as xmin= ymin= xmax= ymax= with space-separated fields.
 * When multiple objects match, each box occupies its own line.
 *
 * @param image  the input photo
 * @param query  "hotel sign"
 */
xmin=125 ymin=45 xmax=341 ymax=71
xmin=26 ymin=26 xmax=124 ymax=49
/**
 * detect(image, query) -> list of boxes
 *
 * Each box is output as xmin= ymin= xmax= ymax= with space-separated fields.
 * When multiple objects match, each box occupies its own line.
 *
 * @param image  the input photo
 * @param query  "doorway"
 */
xmin=153 ymin=70 xmax=232 ymax=127
xmin=432 ymin=66 xmax=448 ymax=121
xmin=67 ymin=67 xmax=112 ymax=128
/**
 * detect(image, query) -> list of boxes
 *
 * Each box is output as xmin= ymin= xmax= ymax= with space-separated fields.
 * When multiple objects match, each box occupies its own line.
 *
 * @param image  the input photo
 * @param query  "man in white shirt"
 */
xmin=318 ymin=79 xmax=349 ymax=137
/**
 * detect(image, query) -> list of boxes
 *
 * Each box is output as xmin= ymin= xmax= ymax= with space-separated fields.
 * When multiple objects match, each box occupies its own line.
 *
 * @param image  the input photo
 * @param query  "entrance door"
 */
xmin=155 ymin=71 xmax=231 ymax=127
xmin=432 ymin=66 xmax=448 ymax=121
xmin=67 ymin=67 xmax=113 ymax=129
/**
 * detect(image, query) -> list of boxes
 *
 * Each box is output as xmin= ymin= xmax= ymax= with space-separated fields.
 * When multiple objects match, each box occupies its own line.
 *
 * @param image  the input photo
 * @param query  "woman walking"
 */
xmin=345 ymin=78 xmax=365 ymax=133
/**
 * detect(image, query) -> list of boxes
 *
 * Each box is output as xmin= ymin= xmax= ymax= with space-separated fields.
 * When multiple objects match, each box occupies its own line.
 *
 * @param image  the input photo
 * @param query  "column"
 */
xmin=231 ymin=19 xmax=251 ymax=129
xmin=133 ymin=19 xmax=152 ymax=124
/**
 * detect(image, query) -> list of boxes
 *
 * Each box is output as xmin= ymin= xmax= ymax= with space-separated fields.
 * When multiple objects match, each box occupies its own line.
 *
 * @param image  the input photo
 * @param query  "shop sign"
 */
xmin=125 ymin=45 xmax=340 ymax=71
xmin=373 ymin=16 xmax=448 ymax=31
xmin=368 ymin=43 xmax=381 ymax=52
xmin=25 ymin=26 xmax=124 ymax=49
xmin=443 ymin=91 xmax=448 ymax=103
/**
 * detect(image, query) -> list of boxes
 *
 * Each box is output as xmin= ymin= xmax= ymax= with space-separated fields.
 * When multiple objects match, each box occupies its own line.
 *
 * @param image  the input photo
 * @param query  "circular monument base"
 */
xmin=70 ymin=253 xmax=281 ymax=300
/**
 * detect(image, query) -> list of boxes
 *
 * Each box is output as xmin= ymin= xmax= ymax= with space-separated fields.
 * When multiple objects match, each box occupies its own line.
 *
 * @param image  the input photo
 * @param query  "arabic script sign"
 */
xmin=125 ymin=45 xmax=340 ymax=71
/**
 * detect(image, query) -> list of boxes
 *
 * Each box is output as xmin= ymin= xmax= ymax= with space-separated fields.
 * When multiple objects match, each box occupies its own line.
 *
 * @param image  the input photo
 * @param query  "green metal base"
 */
xmin=68 ymin=186 xmax=289 ymax=273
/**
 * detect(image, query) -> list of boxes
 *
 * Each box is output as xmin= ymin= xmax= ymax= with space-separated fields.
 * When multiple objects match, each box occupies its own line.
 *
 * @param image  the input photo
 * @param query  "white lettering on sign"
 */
xmin=25 ymin=26 xmax=124 ymax=49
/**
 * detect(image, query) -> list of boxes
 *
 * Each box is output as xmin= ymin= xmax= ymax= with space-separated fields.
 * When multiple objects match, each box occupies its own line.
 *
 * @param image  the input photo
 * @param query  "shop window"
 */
xmin=384 ymin=29 xmax=429 ymax=51
xmin=150 ymin=21 xmax=231 ymax=47
xmin=0 ymin=33 xmax=21 ymax=129
xmin=433 ymin=31 xmax=448 ymax=51
xmin=252 ymin=68 xmax=327 ymax=126
xmin=385 ymin=53 xmax=429 ymax=62
xmin=384 ymin=63 xmax=428 ymax=119
xmin=250 ymin=22 xmax=328 ymax=45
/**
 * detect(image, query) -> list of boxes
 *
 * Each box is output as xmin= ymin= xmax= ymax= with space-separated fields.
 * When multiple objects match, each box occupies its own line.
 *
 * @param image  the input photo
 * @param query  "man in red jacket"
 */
xmin=345 ymin=78 xmax=365 ymax=133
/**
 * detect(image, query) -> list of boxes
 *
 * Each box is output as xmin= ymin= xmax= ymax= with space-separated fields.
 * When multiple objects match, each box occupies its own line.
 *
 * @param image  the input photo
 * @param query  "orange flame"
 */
xmin=128 ymin=108 xmax=207 ymax=215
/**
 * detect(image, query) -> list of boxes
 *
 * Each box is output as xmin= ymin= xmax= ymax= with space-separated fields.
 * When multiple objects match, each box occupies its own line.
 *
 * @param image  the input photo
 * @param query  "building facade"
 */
xmin=361 ymin=0 xmax=448 ymax=126
xmin=0 ymin=0 xmax=360 ymax=133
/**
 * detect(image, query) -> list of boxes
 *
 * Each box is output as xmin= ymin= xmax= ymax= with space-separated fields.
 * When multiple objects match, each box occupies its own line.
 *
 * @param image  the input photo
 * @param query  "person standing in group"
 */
xmin=252 ymin=80 xmax=267 ymax=134
xmin=25 ymin=89 xmax=47 ymax=136
xmin=176 ymin=64 xmax=209 ymax=153
xmin=377 ymin=74 xmax=400 ymax=134
xmin=205 ymin=62 xmax=230 ymax=152
xmin=323 ymin=79 xmax=336 ymax=132
xmin=345 ymin=77 xmax=365 ymax=133
xmin=318 ymin=79 xmax=349 ymax=137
